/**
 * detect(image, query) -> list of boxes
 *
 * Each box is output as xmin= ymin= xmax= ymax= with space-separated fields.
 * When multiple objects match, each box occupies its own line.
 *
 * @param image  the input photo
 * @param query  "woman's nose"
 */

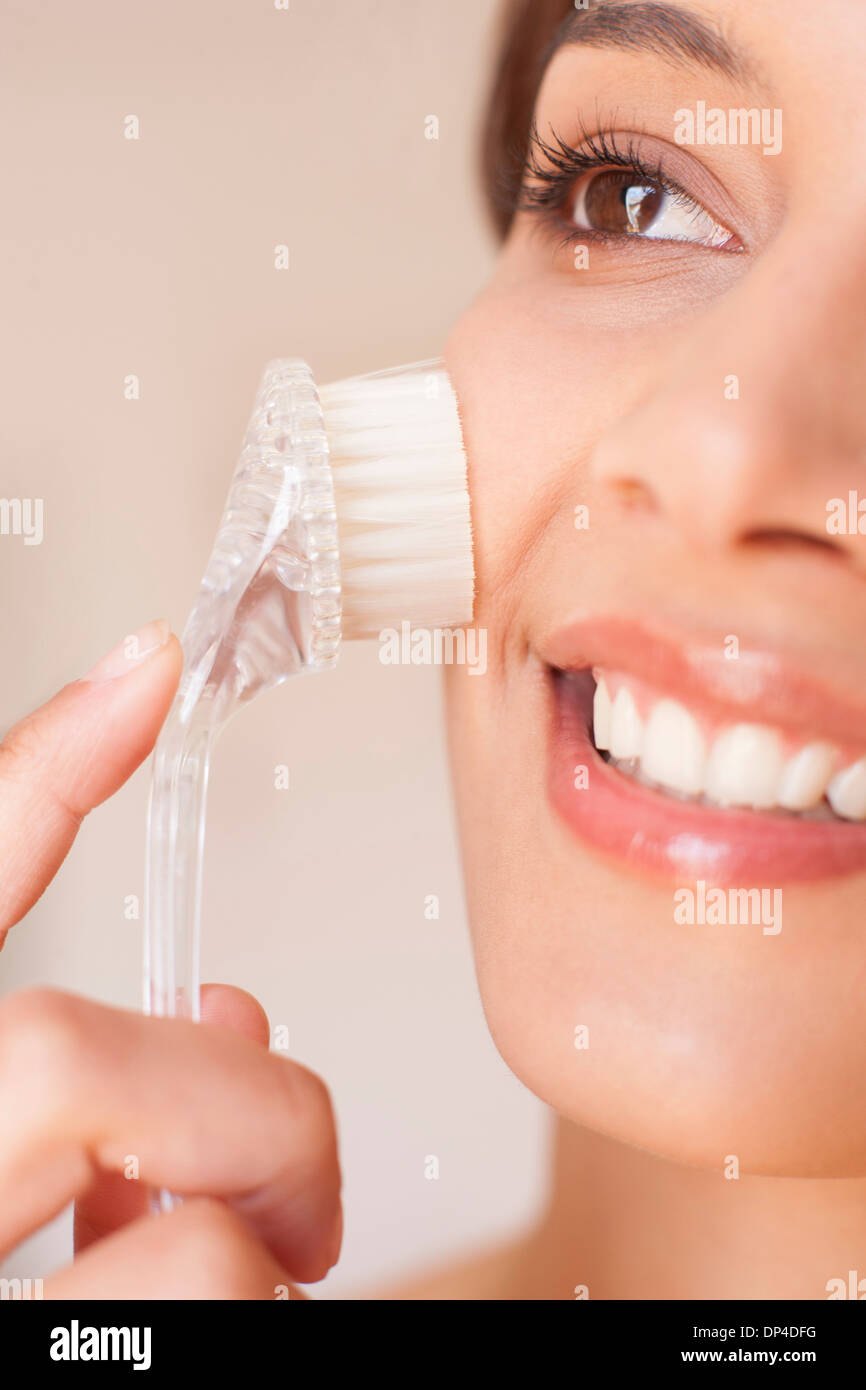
xmin=590 ymin=233 xmax=866 ymax=567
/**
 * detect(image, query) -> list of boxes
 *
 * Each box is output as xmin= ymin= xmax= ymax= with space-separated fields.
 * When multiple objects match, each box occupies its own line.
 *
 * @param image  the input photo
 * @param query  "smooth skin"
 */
xmin=438 ymin=0 xmax=866 ymax=1299
xmin=0 ymin=626 xmax=341 ymax=1298
xmin=6 ymin=0 xmax=866 ymax=1302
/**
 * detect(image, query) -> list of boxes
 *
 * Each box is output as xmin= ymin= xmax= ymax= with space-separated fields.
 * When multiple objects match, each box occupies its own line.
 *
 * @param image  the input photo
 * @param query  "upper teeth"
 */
xmin=592 ymin=674 xmax=866 ymax=821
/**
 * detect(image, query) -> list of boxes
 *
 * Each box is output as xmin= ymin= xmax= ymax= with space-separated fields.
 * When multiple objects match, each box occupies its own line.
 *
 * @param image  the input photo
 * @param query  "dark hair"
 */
xmin=480 ymin=0 xmax=574 ymax=240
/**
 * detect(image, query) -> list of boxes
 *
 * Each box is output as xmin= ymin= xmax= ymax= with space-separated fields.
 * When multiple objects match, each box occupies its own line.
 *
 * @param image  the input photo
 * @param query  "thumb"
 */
xmin=199 ymin=984 xmax=272 ymax=1048
xmin=0 ymin=620 xmax=182 ymax=947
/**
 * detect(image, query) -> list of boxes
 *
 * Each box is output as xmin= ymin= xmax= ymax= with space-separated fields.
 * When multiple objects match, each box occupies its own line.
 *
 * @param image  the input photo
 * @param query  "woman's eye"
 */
xmin=571 ymin=169 xmax=736 ymax=249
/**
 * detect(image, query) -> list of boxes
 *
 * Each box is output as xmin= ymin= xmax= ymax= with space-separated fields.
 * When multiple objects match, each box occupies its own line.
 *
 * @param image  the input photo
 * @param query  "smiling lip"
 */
xmin=544 ymin=618 xmax=866 ymax=884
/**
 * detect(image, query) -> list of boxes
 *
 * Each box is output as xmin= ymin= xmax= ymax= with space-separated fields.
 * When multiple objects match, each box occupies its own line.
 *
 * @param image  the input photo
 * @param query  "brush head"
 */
xmin=318 ymin=360 xmax=475 ymax=640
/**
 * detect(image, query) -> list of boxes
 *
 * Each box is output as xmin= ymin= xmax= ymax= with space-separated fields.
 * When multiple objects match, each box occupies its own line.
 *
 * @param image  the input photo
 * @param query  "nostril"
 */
xmin=608 ymin=477 xmax=658 ymax=513
xmin=740 ymin=528 xmax=847 ymax=558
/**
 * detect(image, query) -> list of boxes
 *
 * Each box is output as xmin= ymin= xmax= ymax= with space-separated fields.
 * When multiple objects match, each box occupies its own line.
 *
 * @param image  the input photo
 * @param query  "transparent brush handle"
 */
xmin=144 ymin=723 xmax=212 ymax=1023
xmin=143 ymin=359 xmax=341 ymax=1210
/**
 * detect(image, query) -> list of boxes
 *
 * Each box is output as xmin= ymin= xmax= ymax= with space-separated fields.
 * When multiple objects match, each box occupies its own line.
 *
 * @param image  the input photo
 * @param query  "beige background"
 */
xmin=0 ymin=0 xmax=547 ymax=1295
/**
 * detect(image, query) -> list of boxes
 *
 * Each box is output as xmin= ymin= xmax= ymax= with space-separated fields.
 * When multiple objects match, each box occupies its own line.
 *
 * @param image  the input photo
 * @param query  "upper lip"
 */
xmin=539 ymin=615 xmax=866 ymax=751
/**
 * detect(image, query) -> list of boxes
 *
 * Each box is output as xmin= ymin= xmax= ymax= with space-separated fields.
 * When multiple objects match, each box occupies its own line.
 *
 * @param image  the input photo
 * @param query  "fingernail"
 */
xmin=84 ymin=619 xmax=172 ymax=682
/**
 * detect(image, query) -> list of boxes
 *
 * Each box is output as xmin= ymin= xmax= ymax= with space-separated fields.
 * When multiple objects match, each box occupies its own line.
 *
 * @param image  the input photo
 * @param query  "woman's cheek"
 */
xmin=444 ymin=260 xmax=660 ymax=624
xmin=443 ymin=266 xmax=866 ymax=1179
xmin=443 ymin=666 xmax=866 ymax=1179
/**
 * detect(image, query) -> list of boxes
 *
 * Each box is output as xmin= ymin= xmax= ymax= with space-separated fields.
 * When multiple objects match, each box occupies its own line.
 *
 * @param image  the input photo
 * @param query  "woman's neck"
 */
xmin=522 ymin=1117 xmax=866 ymax=1300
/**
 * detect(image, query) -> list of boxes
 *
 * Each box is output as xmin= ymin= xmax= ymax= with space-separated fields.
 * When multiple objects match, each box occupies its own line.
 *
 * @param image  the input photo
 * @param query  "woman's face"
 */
xmin=444 ymin=0 xmax=866 ymax=1176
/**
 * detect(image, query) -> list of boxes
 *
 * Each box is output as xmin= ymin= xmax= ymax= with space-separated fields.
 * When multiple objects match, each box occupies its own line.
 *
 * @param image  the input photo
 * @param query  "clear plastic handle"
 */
xmin=143 ymin=360 xmax=340 ymax=1208
xmin=145 ymin=359 xmax=340 ymax=1023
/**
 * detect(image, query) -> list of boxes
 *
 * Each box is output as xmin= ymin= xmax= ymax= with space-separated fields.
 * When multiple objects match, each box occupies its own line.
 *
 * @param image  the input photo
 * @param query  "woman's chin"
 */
xmin=472 ymin=929 xmax=866 ymax=1179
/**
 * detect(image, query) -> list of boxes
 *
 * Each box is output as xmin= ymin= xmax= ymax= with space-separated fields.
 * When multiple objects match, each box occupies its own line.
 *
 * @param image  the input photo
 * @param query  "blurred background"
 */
xmin=0 ymin=0 xmax=547 ymax=1295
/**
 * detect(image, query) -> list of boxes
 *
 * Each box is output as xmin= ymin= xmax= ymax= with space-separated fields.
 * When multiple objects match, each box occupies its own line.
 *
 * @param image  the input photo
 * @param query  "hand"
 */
xmin=0 ymin=623 xmax=342 ymax=1298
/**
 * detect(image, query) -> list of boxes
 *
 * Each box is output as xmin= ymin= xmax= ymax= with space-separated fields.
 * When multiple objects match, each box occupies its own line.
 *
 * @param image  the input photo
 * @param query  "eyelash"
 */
xmin=518 ymin=121 xmax=730 ymax=250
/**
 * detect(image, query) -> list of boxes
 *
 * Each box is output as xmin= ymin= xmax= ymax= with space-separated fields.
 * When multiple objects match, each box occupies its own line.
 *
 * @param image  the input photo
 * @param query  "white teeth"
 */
xmin=704 ymin=724 xmax=785 ymax=809
xmin=777 ymin=743 xmax=836 ymax=811
xmin=609 ymin=686 xmax=643 ymax=760
xmin=589 ymin=673 xmax=866 ymax=820
xmin=641 ymin=699 xmax=707 ymax=796
xmin=593 ymin=678 xmax=611 ymax=751
xmin=827 ymin=758 xmax=866 ymax=821
xmin=592 ymin=672 xmax=866 ymax=821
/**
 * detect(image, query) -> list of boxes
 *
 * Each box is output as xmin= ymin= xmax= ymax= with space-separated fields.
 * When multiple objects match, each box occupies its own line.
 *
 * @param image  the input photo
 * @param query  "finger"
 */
xmin=0 ymin=988 xmax=342 ymax=1282
xmin=49 ymin=1198 xmax=307 ymax=1300
xmin=0 ymin=620 xmax=182 ymax=947
xmin=74 ymin=984 xmax=272 ymax=1249
xmin=196 ymin=983 xmax=271 ymax=1047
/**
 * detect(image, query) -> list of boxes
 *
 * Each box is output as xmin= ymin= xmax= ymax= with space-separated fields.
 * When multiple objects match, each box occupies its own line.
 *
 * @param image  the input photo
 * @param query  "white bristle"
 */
xmin=318 ymin=361 xmax=475 ymax=640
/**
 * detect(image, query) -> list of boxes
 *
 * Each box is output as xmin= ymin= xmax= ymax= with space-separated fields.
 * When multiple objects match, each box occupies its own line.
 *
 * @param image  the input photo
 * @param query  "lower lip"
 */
xmin=548 ymin=672 xmax=866 ymax=885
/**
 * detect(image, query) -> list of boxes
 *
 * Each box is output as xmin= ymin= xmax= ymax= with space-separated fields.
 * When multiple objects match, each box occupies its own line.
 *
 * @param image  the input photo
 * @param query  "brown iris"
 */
xmin=581 ymin=172 xmax=664 ymax=234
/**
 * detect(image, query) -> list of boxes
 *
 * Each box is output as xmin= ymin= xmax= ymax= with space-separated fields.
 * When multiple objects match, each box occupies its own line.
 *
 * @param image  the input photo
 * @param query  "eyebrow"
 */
xmin=545 ymin=1 xmax=754 ymax=85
